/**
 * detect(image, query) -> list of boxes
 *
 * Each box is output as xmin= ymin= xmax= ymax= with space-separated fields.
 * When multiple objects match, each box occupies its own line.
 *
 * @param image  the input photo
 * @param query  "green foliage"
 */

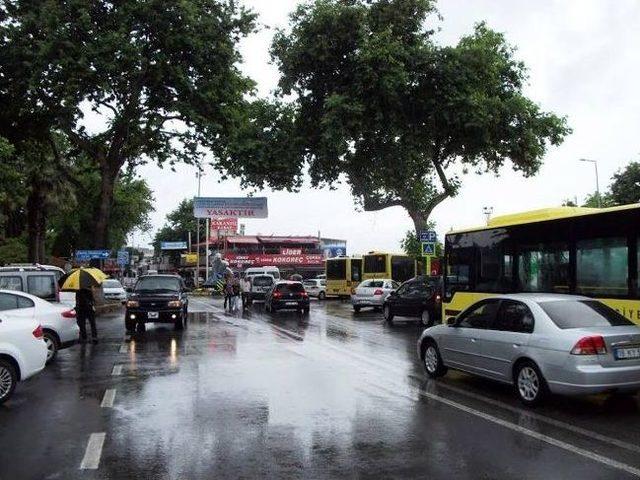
xmin=0 ymin=237 xmax=28 ymax=264
xmin=609 ymin=162 xmax=640 ymax=205
xmin=0 ymin=0 xmax=257 ymax=245
xmin=153 ymin=199 xmax=196 ymax=253
xmin=220 ymin=0 xmax=570 ymax=233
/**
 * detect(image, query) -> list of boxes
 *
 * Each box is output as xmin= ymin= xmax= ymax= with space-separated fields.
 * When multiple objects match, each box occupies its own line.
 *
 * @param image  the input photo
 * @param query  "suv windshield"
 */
xmin=539 ymin=300 xmax=634 ymax=329
xmin=135 ymin=276 xmax=181 ymax=293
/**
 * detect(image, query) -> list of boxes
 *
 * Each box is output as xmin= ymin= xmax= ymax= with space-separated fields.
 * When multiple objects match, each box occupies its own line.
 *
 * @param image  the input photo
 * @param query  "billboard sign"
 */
xmin=160 ymin=241 xmax=188 ymax=250
xmin=323 ymin=245 xmax=346 ymax=258
xmin=225 ymin=253 xmax=323 ymax=268
xmin=75 ymin=250 xmax=111 ymax=261
xmin=116 ymin=250 xmax=130 ymax=267
xmin=193 ymin=197 xmax=268 ymax=219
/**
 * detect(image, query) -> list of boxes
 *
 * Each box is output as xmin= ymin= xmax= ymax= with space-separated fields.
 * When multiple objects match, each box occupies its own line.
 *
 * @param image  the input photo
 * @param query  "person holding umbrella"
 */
xmin=58 ymin=267 xmax=108 ymax=344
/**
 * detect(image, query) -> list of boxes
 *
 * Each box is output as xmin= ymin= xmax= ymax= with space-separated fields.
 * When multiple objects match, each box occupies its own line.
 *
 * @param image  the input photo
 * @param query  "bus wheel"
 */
xmin=383 ymin=305 xmax=394 ymax=324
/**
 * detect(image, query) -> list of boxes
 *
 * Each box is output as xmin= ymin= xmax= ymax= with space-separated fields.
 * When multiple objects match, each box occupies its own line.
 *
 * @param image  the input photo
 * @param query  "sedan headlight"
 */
xmin=126 ymin=300 xmax=139 ymax=308
xmin=167 ymin=300 xmax=183 ymax=308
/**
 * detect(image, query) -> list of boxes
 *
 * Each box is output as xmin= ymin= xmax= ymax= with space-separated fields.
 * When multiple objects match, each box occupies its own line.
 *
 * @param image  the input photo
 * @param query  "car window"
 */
xmin=0 ymin=276 xmax=23 ymax=291
xmin=320 ymin=280 xmax=326 ymax=286
xmin=457 ymin=300 xmax=500 ymax=329
xmin=17 ymin=296 xmax=35 ymax=308
xmin=27 ymin=275 xmax=56 ymax=300
xmin=102 ymin=280 xmax=122 ymax=288
xmin=494 ymin=300 xmax=534 ymax=333
xmin=538 ymin=300 xmax=634 ymax=329
xmin=358 ymin=280 xmax=371 ymax=288
xmin=370 ymin=281 xmax=384 ymax=288
xmin=0 ymin=293 xmax=18 ymax=311
xmin=276 ymin=283 xmax=304 ymax=293
xmin=392 ymin=281 xmax=400 ymax=289
xmin=254 ymin=276 xmax=274 ymax=287
xmin=402 ymin=281 xmax=427 ymax=298
xmin=395 ymin=283 xmax=408 ymax=295
xmin=303 ymin=280 xmax=316 ymax=287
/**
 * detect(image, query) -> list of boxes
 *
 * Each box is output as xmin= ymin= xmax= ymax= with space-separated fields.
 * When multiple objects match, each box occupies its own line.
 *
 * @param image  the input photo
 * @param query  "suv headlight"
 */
xmin=126 ymin=300 xmax=139 ymax=308
xmin=168 ymin=300 xmax=183 ymax=308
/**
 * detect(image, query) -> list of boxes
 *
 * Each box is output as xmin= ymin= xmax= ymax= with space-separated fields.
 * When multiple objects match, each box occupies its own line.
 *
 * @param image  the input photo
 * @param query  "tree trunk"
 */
xmin=26 ymin=185 xmax=46 ymax=263
xmin=91 ymin=161 xmax=118 ymax=248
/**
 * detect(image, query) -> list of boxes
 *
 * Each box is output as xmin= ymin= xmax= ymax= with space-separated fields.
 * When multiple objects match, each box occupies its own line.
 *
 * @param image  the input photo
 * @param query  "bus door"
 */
xmin=350 ymin=259 xmax=362 ymax=286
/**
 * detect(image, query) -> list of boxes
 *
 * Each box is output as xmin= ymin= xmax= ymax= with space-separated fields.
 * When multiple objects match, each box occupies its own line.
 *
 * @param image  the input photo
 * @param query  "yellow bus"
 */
xmin=443 ymin=204 xmax=640 ymax=325
xmin=326 ymin=257 xmax=363 ymax=298
xmin=362 ymin=252 xmax=416 ymax=283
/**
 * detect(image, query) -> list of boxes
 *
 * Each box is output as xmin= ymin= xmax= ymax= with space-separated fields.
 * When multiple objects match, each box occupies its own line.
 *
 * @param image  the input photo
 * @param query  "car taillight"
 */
xmin=273 ymin=292 xmax=282 ymax=298
xmin=373 ymin=289 xmax=384 ymax=295
xmin=61 ymin=309 xmax=76 ymax=319
xmin=435 ymin=294 xmax=442 ymax=303
xmin=571 ymin=336 xmax=607 ymax=355
xmin=33 ymin=325 xmax=43 ymax=339
xmin=300 ymin=292 xmax=308 ymax=298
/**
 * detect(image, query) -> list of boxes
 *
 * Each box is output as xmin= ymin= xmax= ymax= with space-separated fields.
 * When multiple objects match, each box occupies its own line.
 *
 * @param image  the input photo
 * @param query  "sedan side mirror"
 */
xmin=446 ymin=317 xmax=457 ymax=326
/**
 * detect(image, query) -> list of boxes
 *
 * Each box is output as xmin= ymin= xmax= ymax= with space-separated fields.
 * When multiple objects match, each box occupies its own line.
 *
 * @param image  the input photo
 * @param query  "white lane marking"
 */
xmin=408 ymin=373 xmax=640 ymax=455
xmin=79 ymin=432 xmax=106 ymax=470
xmin=100 ymin=389 xmax=116 ymax=408
xmin=111 ymin=365 xmax=123 ymax=376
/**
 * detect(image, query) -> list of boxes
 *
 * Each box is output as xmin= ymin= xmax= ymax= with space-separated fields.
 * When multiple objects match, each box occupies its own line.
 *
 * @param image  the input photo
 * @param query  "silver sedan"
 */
xmin=417 ymin=293 xmax=640 ymax=406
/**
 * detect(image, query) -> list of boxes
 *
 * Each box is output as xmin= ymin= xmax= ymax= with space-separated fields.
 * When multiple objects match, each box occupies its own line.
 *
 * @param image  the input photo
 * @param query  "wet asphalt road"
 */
xmin=1 ymin=296 xmax=640 ymax=480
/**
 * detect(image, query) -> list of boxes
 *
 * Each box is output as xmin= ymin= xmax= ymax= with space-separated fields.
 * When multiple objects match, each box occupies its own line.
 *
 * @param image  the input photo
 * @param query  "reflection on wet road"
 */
xmin=1 ymin=296 xmax=640 ymax=479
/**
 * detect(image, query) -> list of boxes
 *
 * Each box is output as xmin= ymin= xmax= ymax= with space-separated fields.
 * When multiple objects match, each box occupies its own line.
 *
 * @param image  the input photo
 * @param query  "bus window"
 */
xmin=576 ymin=237 xmax=628 ymax=297
xmin=517 ymin=243 xmax=569 ymax=293
xmin=364 ymin=255 xmax=385 ymax=274
xmin=350 ymin=259 xmax=362 ymax=282
xmin=446 ymin=247 xmax=473 ymax=299
xmin=391 ymin=256 xmax=415 ymax=283
xmin=327 ymin=259 xmax=347 ymax=280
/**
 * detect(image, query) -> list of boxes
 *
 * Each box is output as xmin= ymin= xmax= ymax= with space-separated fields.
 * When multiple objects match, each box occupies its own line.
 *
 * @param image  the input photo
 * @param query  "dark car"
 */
xmin=125 ymin=275 xmax=189 ymax=333
xmin=265 ymin=281 xmax=310 ymax=314
xmin=383 ymin=276 xmax=442 ymax=326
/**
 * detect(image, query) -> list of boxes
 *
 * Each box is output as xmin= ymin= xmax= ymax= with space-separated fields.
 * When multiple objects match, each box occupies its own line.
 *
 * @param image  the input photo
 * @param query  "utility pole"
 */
xmin=579 ymin=158 xmax=601 ymax=207
xmin=483 ymin=206 xmax=493 ymax=224
xmin=195 ymin=170 xmax=203 ymax=287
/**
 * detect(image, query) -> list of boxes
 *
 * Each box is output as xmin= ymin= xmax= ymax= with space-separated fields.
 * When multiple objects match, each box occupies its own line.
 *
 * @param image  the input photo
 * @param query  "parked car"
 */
xmin=351 ymin=278 xmax=398 ymax=312
xmin=125 ymin=275 xmax=189 ymax=333
xmin=303 ymin=279 xmax=326 ymax=300
xmin=418 ymin=294 xmax=640 ymax=406
xmin=0 ymin=290 xmax=78 ymax=363
xmin=383 ymin=276 xmax=442 ymax=326
xmin=265 ymin=281 xmax=310 ymax=314
xmin=102 ymin=279 xmax=127 ymax=303
xmin=0 ymin=267 xmax=60 ymax=303
xmin=0 ymin=313 xmax=47 ymax=405
xmin=248 ymin=274 xmax=276 ymax=303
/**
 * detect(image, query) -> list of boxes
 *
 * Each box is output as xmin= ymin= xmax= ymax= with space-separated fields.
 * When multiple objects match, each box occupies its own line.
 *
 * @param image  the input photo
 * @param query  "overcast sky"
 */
xmin=133 ymin=0 xmax=640 ymax=253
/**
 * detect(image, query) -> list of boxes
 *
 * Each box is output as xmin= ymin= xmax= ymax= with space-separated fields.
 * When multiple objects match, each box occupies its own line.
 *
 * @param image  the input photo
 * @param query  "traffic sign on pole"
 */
xmin=421 ymin=242 xmax=435 ymax=256
xmin=419 ymin=230 xmax=437 ymax=243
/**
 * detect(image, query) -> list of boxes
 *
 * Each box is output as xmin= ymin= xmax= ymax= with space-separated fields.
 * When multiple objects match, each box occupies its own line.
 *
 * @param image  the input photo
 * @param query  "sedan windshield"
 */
xmin=539 ymin=300 xmax=634 ymax=329
xmin=135 ymin=277 xmax=181 ymax=293
xmin=102 ymin=280 xmax=122 ymax=288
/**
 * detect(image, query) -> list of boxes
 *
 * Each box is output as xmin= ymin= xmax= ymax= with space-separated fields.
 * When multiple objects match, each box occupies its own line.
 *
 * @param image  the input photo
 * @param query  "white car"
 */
xmin=0 ymin=314 xmax=47 ymax=405
xmin=102 ymin=279 xmax=127 ymax=302
xmin=0 ymin=290 xmax=79 ymax=363
xmin=303 ymin=279 xmax=326 ymax=300
xmin=351 ymin=279 xmax=399 ymax=312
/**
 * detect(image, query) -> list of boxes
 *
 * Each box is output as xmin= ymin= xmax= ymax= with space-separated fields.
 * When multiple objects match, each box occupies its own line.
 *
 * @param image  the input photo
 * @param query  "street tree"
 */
xmin=218 ymin=0 xmax=570 ymax=234
xmin=609 ymin=161 xmax=640 ymax=205
xmin=0 ymin=0 xmax=256 ymax=247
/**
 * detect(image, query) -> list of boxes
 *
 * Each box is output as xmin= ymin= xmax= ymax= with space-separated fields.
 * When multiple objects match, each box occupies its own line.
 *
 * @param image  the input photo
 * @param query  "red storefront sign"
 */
xmin=225 ymin=253 xmax=323 ymax=267
xmin=211 ymin=218 xmax=238 ymax=231
xmin=280 ymin=248 xmax=302 ymax=255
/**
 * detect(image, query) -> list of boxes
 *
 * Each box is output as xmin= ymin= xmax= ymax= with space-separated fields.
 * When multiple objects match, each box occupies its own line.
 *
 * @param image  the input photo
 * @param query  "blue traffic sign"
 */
xmin=421 ymin=242 xmax=436 ymax=256
xmin=75 ymin=250 xmax=111 ymax=261
xmin=419 ymin=230 xmax=437 ymax=243
xmin=116 ymin=250 xmax=130 ymax=266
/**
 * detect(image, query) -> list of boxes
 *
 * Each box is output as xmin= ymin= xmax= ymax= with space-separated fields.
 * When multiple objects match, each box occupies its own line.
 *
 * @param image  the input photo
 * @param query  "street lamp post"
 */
xmin=579 ymin=158 xmax=601 ymax=207
xmin=482 ymin=206 xmax=493 ymax=224
xmin=195 ymin=170 xmax=203 ymax=287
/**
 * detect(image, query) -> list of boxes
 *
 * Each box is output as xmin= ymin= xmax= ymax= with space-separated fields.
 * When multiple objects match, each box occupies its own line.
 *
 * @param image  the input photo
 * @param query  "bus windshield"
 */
xmin=326 ymin=259 xmax=347 ymax=280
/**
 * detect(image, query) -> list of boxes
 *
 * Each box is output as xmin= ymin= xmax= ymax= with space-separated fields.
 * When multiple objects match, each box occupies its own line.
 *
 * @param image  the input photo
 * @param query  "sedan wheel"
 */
xmin=423 ymin=342 xmax=447 ymax=378
xmin=318 ymin=291 xmax=326 ymax=300
xmin=515 ymin=362 xmax=547 ymax=406
xmin=43 ymin=332 xmax=58 ymax=363
xmin=0 ymin=360 xmax=17 ymax=404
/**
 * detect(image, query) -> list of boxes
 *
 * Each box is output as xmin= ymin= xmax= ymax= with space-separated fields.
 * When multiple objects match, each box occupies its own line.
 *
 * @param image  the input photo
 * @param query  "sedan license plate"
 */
xmin=615 ymin=346 xmax=640 ymax=360
xmin=286 ymin=302 xmax=298 ymax=306
xmin=148 ymin=311 xmax=159 ymax=319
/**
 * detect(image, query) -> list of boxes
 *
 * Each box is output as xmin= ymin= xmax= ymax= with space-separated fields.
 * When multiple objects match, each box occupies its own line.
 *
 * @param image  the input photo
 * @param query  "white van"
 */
xmin=244 ymin=266 xmax=280 ymax=281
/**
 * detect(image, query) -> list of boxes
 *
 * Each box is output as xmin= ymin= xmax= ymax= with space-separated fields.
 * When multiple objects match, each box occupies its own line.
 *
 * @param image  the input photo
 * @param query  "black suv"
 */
xmin=125 ymin=275 xmax=189 ymax=333
xmin=382 ymin=276 xmax=442 ymax=326
xmin=265 ymin=281 xmax=310 ymax=314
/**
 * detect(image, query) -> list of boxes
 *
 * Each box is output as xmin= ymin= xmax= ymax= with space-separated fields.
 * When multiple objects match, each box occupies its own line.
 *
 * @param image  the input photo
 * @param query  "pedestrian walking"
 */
xmin=224 ymin=275 xmax=234 ymax=311
xmin=76 ymin=287 xmax=98 ymax=344
xmin=240 ymin=275 xmax=251 ymax=309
